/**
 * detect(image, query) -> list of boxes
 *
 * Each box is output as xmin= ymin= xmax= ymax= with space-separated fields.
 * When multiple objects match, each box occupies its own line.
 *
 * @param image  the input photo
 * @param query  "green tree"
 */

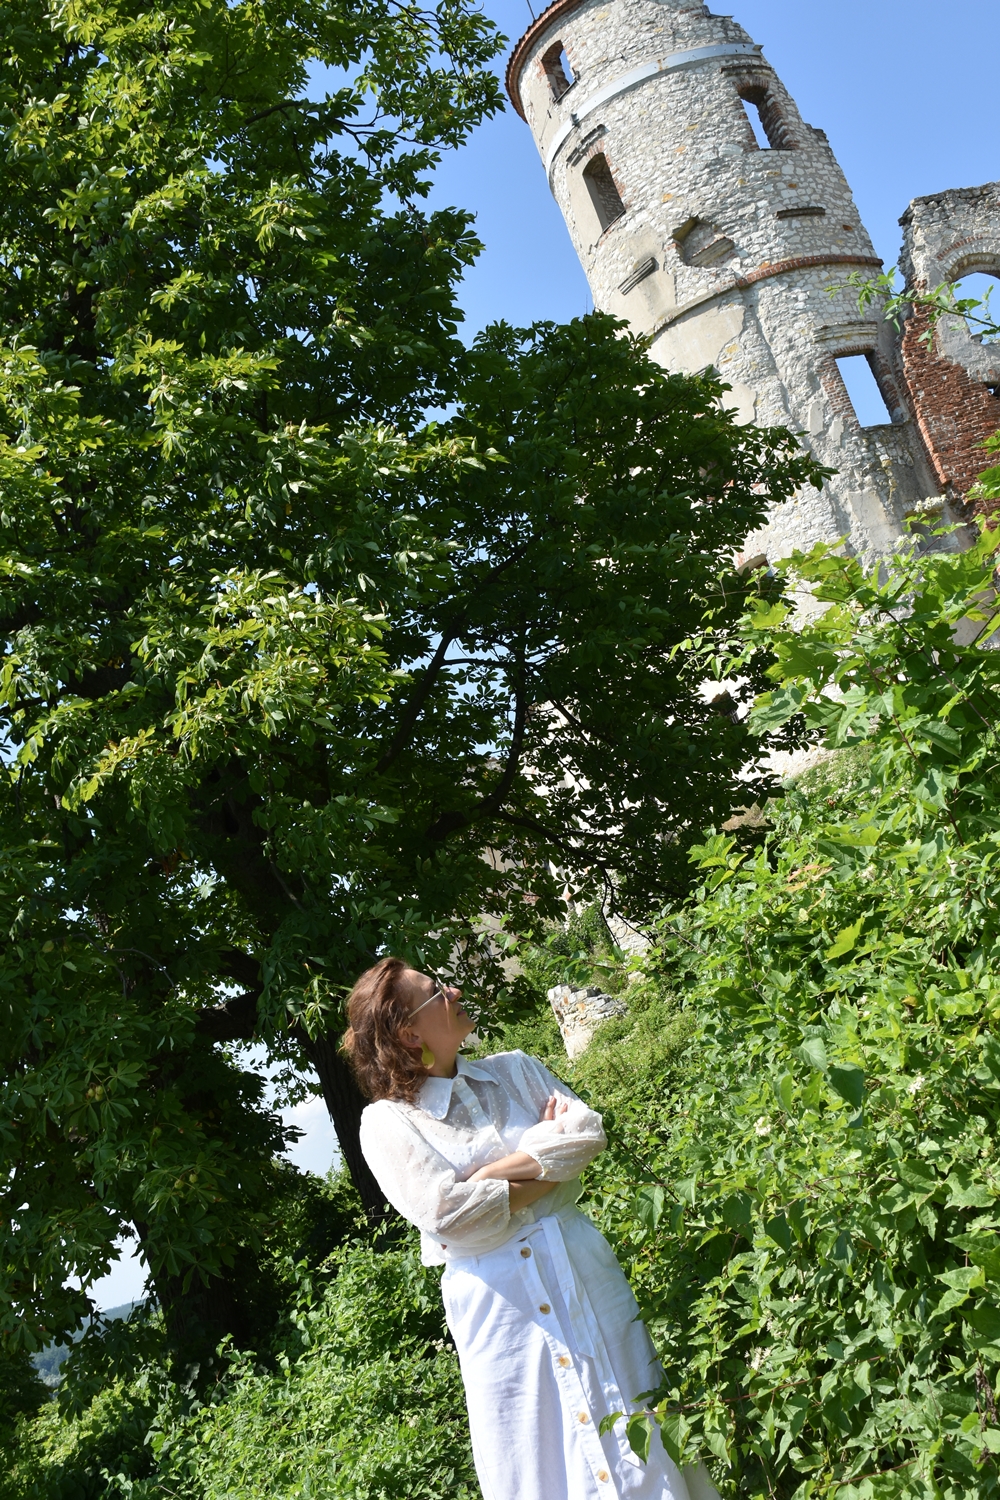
xmin=0 ymin=0 xmax=822 ymax=1364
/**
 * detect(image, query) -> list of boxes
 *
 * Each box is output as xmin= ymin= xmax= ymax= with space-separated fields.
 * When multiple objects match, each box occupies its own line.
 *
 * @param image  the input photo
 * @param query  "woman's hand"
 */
xmin=469 ymin=1150 xmax=543 ymax=1183
xmin=467 ymin=1097 xmax=570 ymax=1189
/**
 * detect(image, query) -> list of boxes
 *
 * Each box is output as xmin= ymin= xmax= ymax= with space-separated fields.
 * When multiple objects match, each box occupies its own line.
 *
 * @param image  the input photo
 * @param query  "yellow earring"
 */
xmin=420 ymin=1042 xmax=435 ymax=1068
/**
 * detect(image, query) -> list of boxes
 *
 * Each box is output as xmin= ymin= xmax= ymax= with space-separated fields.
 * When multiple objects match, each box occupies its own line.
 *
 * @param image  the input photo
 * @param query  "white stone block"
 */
xmin=547 ymin=984 xmax=627 ymax=1059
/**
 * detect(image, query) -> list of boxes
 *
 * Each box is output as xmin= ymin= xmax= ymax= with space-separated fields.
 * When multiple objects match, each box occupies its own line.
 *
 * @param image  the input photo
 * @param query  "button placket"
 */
xmin=516 ymin=1238 xmax=623 ymax=1499
xmin=455 ymin=1077 xmax=489 ymax=1129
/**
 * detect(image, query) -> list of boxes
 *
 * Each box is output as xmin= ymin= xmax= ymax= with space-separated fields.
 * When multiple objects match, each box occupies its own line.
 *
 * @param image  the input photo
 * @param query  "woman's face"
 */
xmin=399 ymin=969 xmax=475 ymax=1061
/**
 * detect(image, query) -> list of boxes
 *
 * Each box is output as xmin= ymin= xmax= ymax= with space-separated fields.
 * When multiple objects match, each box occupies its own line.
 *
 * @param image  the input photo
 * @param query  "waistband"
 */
xmin=440 ymin=1201 xmax=584 ymax=1267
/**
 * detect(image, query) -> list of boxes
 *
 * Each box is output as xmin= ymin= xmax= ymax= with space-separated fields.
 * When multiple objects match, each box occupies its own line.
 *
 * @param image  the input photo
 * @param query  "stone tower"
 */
xmin=506 ymin=0 xmax=955 ymax=568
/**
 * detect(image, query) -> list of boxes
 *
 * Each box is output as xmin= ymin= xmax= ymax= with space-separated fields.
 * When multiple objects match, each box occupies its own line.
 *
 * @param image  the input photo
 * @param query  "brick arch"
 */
xmin=934 ymin=240 xmax=1000 ymax=281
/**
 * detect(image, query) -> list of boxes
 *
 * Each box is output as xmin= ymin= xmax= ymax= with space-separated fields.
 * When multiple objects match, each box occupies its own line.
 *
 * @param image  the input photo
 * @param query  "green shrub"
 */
xmin=574 ymin=532 xmax=1000 ymax=1500
xmin=147 ymin=1239 xmax=475 ymax=1500
xmin=2 ymin=1229 xmax=474 ymax=1500
xmin=16 ymin=530 xmax=1000 ymax=1500
xmin=1 ymin=1374 xmax=160 ymax=1500
xmin=3 ymin=1236 xmax=474 ymax=1500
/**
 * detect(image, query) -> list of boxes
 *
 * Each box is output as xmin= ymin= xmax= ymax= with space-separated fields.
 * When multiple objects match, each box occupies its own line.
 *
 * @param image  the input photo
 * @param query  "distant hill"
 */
xmin=31 ymin=1301 xmax=145 ymax=1388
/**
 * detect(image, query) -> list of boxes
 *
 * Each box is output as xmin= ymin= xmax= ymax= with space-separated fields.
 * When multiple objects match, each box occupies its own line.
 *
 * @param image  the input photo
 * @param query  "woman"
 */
xmin=345 ymin=957 xmax=719 ymax=1500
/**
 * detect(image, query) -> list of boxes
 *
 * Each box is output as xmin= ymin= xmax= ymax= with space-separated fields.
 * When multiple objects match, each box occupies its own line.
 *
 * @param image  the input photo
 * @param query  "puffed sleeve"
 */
xmin=359 ymin=1100 xmax=512 ymax=1248
xmin=510 ymin=1053 xmax=607 ymax=1182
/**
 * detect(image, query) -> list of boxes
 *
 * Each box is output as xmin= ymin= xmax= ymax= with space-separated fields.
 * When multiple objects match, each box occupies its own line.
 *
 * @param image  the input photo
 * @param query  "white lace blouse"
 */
xmin=358 ymin=1050 xmax=608 ymax=1264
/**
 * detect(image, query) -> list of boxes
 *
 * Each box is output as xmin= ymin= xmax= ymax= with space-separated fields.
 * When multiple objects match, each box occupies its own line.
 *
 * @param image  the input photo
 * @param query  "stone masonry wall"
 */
xmin=508 ymin=0 xmax=955 ymax=571
xmin=899 ymin=184 xmax=1000 ymax=517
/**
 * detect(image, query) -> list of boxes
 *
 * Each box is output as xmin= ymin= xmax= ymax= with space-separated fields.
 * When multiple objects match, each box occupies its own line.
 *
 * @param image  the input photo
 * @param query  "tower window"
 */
xmin=582 ymin=154 xmax=625 ymax=232
xmin=836 ymin=355 xmax=894 ymax=427
xmin=542 ymin=41 xmax=575 ymax=100
xmin=738 ymin=84 xmax=793 ymax=151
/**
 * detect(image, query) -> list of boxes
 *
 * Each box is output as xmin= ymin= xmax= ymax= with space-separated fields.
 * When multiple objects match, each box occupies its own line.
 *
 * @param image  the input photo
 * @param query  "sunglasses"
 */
xmin=408 ymin=978 xmax=455 ymax=1018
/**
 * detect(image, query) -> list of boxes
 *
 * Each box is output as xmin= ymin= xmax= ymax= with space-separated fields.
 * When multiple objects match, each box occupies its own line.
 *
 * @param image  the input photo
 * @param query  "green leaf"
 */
xmin=938 ymin=1267 xmax=985 ymax=1292
xmin=830 ymin=1230 xmax=853 ymax=1266
xmin=764 ymin=1214 xmax=793 ymax=1251
xmin=773 ymin=1072 xmax=795 ymax=1112
xmin=825 ymin=918 xmax=863 ymax=959
xmin=897 ymin=1159 xmax=938 ymax=1195
xmin=749 ymin=684 xmax=806 ymax=734
xmin=950 ymin=1234 xmax=1000 ymax=1279
xmin=797 ymin=1036 xmax=828 ymax=1072
xmin=945 ymin=1165 xmax=994 ymax=1209
xmin=675 ymin=1177 xmax=697 ymax=1206
xmin=786 ymin=1201 xmax=809 ymax=1243
xmin=703 ymin=1424 xmax=731 ymax=1464
xmin=626 ymin=1412 xmax=653 ymax=1463
xmin=983 ymin=1034 xmax=1000 ymax=1084
xmin=921 ymin=720 xmax=963 ymax=756
xmin=636 ymin=1185 xmax=666 ymax=1231
xmin=722 ymin=1192 xmax=753 ymax=1231
xmin=658 ymin=1410 xmax=689 ymax=1466
xmin=965 ymin=1304 xmax=1000 ymax=1343
xmin=828 ymin=1063 xmax=865 ymax=1109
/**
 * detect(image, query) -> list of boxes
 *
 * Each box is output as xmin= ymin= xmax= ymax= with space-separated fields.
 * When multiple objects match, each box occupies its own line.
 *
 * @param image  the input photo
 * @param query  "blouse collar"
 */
xmin=417 ymin=1056 xmax=497 ymax=1119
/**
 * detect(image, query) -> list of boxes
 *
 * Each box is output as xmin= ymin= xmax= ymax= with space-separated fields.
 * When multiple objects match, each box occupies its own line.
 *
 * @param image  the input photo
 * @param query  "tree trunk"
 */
xmin=303 ymin=1031 xmax=391 ymax=1222
xmin=134 ymin=1219 xmax=253 ymax=1376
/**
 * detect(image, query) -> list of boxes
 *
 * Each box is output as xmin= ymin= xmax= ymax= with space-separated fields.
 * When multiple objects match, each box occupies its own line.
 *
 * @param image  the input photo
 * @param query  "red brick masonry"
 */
xmin=734 ymin=253 xmax=882 ymax=291
xmin=901 ymin=301 xmax=1000 ymax=516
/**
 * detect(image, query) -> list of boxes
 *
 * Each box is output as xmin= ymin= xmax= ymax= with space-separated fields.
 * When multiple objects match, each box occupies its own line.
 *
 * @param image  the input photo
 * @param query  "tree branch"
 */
xmin=240 ymin=99 xmax=327 ymax=128
xmin=194 ymin=988 xmax=261 ymax=1043
xmin=425 ymin=648 xmax=528 ymax=842
xmin=373 ymin=542 xmax=539 ymax=777
xmin=374 ymin=628 xmax=458 ymax=775
xmin=219 ymin=947 xmax=263 ymax=992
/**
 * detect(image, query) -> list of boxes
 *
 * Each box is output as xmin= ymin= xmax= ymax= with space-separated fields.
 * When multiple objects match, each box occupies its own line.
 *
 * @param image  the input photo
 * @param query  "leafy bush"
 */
xmin=572 ymin=530 xmax=1000 ymax=1499
xmin=144 ymin=1239 xmax=476 ymax=1500
xmin=2 ymin=1237 xmax=475 ymax=1500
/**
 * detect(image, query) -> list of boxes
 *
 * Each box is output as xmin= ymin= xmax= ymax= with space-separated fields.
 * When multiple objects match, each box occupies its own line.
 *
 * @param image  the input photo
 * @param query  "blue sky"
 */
xmin=426 ymin=0 xmax=1000 ymax=340
xmin=88 ymin=0 xmax=998 ymax=1312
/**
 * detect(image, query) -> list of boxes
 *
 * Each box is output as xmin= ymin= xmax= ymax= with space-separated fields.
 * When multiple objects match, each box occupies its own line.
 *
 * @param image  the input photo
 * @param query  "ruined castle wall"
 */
xmin=899 ymin=185 xmax=1000 ymax=513
xmin=508 ymin=0 xmax=948 ymax=568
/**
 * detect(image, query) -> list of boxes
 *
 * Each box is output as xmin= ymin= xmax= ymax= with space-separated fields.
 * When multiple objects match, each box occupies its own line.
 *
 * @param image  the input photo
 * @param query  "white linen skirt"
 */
xmin=440 ymin=1207 xmax=720 ymax=1500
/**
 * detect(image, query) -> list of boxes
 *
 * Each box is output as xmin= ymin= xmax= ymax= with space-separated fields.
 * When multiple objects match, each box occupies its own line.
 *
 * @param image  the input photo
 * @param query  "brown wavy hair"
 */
xmin=341 ymin=957 xmax=430 ymax=1103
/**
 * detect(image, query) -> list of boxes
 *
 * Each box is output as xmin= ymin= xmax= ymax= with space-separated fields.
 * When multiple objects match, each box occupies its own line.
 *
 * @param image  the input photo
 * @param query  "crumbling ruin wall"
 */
xmin=899 ymin=184 xmax=1000 ymax=517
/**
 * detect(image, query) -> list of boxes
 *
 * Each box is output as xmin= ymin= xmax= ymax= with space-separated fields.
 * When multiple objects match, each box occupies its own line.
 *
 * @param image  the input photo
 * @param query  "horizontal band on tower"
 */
xmin=648 ymin=254 xmax=883 ymax=342
xmin=540 ymin=43 xmax=762 ymax=177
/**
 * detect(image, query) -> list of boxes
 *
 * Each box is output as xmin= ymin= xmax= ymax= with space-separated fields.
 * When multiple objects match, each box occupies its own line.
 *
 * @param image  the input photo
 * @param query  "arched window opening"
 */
xmin=950 ymin=272 xmax=1000 ymax=343
xmin=582 ymin=154 xmax=625 ymax=232
xmin=836 ymin=354 xmax=894 ymax=428
xmin=542 ymin=41 xmax=575 ymax=100
xmin=738 ymin=84 xmax=792 ymax=151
